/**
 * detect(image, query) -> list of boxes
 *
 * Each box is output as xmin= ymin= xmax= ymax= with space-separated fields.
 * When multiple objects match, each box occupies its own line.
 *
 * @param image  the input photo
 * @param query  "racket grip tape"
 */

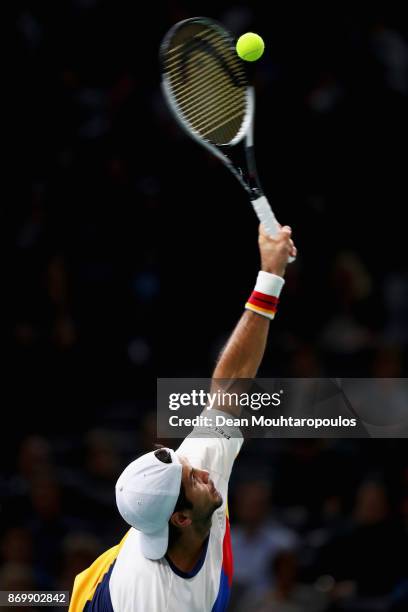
xmin=251 ymin=196 xmax=296 ymax=263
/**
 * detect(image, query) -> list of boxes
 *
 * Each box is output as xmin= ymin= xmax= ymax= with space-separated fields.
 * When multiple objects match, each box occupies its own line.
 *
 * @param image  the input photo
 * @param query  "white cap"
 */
xmin=115 ymin=448 xmax=182 ymax=560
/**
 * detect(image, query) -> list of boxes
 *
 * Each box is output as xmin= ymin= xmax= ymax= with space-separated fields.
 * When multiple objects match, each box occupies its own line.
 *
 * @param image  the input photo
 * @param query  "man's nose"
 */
xmin=199 ymin=469 xmax=209 ymax=483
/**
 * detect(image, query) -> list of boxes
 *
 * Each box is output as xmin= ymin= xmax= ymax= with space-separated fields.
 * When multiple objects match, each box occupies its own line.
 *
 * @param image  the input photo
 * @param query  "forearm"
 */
xmin=213 ymin=270 xmax=284 ymax=380
xmin=212 ymin=310 xmax=270 ymax=380
xmin=209 ymin=224 xmax=295 ymax=416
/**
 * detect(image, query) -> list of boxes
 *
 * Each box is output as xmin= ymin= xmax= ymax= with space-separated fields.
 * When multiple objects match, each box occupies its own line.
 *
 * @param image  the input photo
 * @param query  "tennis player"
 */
xmin=69 ymin=224 xmax=296 ymax=611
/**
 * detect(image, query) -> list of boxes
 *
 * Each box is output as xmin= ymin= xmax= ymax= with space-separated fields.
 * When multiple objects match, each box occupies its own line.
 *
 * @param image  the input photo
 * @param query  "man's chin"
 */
xmin=213 ymin=491 xmax=223 ymax=509
xmin=203 ymin=495 xmax=223 ymax=523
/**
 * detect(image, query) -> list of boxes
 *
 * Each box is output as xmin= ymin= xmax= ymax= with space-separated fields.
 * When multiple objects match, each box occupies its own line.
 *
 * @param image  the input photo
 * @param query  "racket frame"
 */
xmin=160 ymin=17 xmax=294 ymax=257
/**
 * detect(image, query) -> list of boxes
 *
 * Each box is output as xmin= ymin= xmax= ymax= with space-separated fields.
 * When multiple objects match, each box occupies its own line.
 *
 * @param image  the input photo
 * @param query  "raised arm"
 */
xmin=212 ymin=224 xmax=296 ymax=381
xmin=176 ymin=226 xmax=296 ymax=486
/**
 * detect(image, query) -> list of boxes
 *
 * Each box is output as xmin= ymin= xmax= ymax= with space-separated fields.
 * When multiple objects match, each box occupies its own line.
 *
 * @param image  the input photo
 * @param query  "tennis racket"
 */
xmin=160 ymin=16 xmax=295 ymax=262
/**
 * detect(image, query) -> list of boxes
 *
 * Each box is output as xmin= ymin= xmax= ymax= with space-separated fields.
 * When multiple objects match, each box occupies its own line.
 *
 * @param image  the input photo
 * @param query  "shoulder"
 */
xmin=110 ymin=530 xmax=170 ymax=609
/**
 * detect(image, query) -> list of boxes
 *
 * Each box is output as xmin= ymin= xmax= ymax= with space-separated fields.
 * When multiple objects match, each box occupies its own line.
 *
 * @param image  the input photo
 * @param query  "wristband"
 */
xmin=245 ymin=271 xmax=285 ymax=320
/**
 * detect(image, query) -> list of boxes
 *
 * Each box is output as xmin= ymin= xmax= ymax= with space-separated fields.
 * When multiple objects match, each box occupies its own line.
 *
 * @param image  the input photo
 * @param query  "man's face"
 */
xmin=178 ymin=456 xmax=223 ymax=521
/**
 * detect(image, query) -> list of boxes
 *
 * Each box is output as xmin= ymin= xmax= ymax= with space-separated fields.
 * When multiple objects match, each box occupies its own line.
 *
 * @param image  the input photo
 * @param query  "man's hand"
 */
xmin=259 ymin=224 xmax=297 ymax=278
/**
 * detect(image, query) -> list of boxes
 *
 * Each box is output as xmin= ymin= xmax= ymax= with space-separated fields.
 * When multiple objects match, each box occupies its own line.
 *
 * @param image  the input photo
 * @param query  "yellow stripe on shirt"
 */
xmin=69 ymin=530 xmax=130 ymax=612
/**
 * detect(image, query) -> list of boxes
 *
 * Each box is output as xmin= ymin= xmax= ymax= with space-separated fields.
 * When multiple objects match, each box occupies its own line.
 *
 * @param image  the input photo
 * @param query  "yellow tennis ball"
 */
xmin=236 ymin=32 xmax=265 ymax=62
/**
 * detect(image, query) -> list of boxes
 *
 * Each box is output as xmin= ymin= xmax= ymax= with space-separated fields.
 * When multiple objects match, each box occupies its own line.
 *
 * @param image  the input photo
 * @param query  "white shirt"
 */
xmin=109 ymin=411 xmax=243 ymax=612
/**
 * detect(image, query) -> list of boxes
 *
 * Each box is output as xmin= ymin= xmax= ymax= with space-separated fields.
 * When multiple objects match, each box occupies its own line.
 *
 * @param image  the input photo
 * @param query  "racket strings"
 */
xmin=187 ymin=99 xmax=245 ymax=138
xmin=166 ymin=30 xmax=245 ymax=90
xmin=176 ymin=88 xmax=244 ymax=132
xmin=181 ymin=83 xmax=245 ymax=141
xmin=166 ymin=48 xmax=243 ymax=95
xmin=166 ymin=35 xmax=245 ymax=105
xmin=164 ymin=26 xmax=248 ymax=144
xmin=169 ymin=64 xmax=246 ymax=129
xmin=165 ymin=27 xmax=234 ymax=58
xmin=168 ymin=60 xmax=238 ymax=106
xmin=165 ymin=29 xmax=244 ymax=75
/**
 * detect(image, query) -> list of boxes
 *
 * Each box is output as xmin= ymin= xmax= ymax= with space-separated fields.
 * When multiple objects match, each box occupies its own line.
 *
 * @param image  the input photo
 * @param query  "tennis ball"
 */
xmin=236 ymin=32 xmax=265 ymax=62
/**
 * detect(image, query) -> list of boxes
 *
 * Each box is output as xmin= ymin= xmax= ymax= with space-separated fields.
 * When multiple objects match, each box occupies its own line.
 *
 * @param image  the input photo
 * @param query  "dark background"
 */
xmin=4 ymin=1 xmax=408 ymax=610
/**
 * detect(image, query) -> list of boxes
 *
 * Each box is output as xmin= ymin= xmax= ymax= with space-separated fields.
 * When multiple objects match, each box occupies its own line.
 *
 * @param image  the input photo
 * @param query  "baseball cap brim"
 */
xmin=140 ymin=523 xmax=169 ymax=560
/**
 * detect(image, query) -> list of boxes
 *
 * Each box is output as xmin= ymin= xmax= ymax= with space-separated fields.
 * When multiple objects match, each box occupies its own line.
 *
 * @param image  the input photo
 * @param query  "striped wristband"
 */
xmin=245 ymin=271 xmax=285 ymax=320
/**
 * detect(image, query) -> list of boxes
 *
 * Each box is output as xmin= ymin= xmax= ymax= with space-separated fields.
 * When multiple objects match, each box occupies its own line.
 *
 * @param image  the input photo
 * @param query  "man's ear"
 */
xmin=170 ymin=511 xmax=192 ymax=529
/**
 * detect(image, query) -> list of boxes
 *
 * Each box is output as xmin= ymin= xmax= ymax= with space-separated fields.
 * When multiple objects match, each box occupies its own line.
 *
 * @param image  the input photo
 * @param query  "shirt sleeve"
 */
xmin=175 ymin=409 xmax=244 ymax=502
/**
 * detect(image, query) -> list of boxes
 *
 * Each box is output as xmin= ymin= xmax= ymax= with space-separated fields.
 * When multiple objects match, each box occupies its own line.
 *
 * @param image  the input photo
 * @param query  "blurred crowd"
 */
xmin=6 ymin=1 xmax=408 ymax=610
xmin=1 ymin=434 xmax=407 ymax=611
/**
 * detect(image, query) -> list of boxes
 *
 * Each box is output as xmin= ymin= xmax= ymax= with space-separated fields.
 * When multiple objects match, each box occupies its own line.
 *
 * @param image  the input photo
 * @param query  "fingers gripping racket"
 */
xmin=160 ymin=17 xmax=295 ymax=262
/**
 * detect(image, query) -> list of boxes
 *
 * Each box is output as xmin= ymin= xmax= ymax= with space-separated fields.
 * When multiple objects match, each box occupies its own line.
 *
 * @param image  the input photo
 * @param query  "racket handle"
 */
xmin=251 ymin=196 xmax=296 ymax=263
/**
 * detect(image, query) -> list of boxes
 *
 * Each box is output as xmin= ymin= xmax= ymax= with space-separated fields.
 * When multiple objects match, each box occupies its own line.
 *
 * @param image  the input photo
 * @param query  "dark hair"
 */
xmin=154 ymin=447 xmax=193 ymax=548
xmin=154 ymin=448 xmax=172 ymax=464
